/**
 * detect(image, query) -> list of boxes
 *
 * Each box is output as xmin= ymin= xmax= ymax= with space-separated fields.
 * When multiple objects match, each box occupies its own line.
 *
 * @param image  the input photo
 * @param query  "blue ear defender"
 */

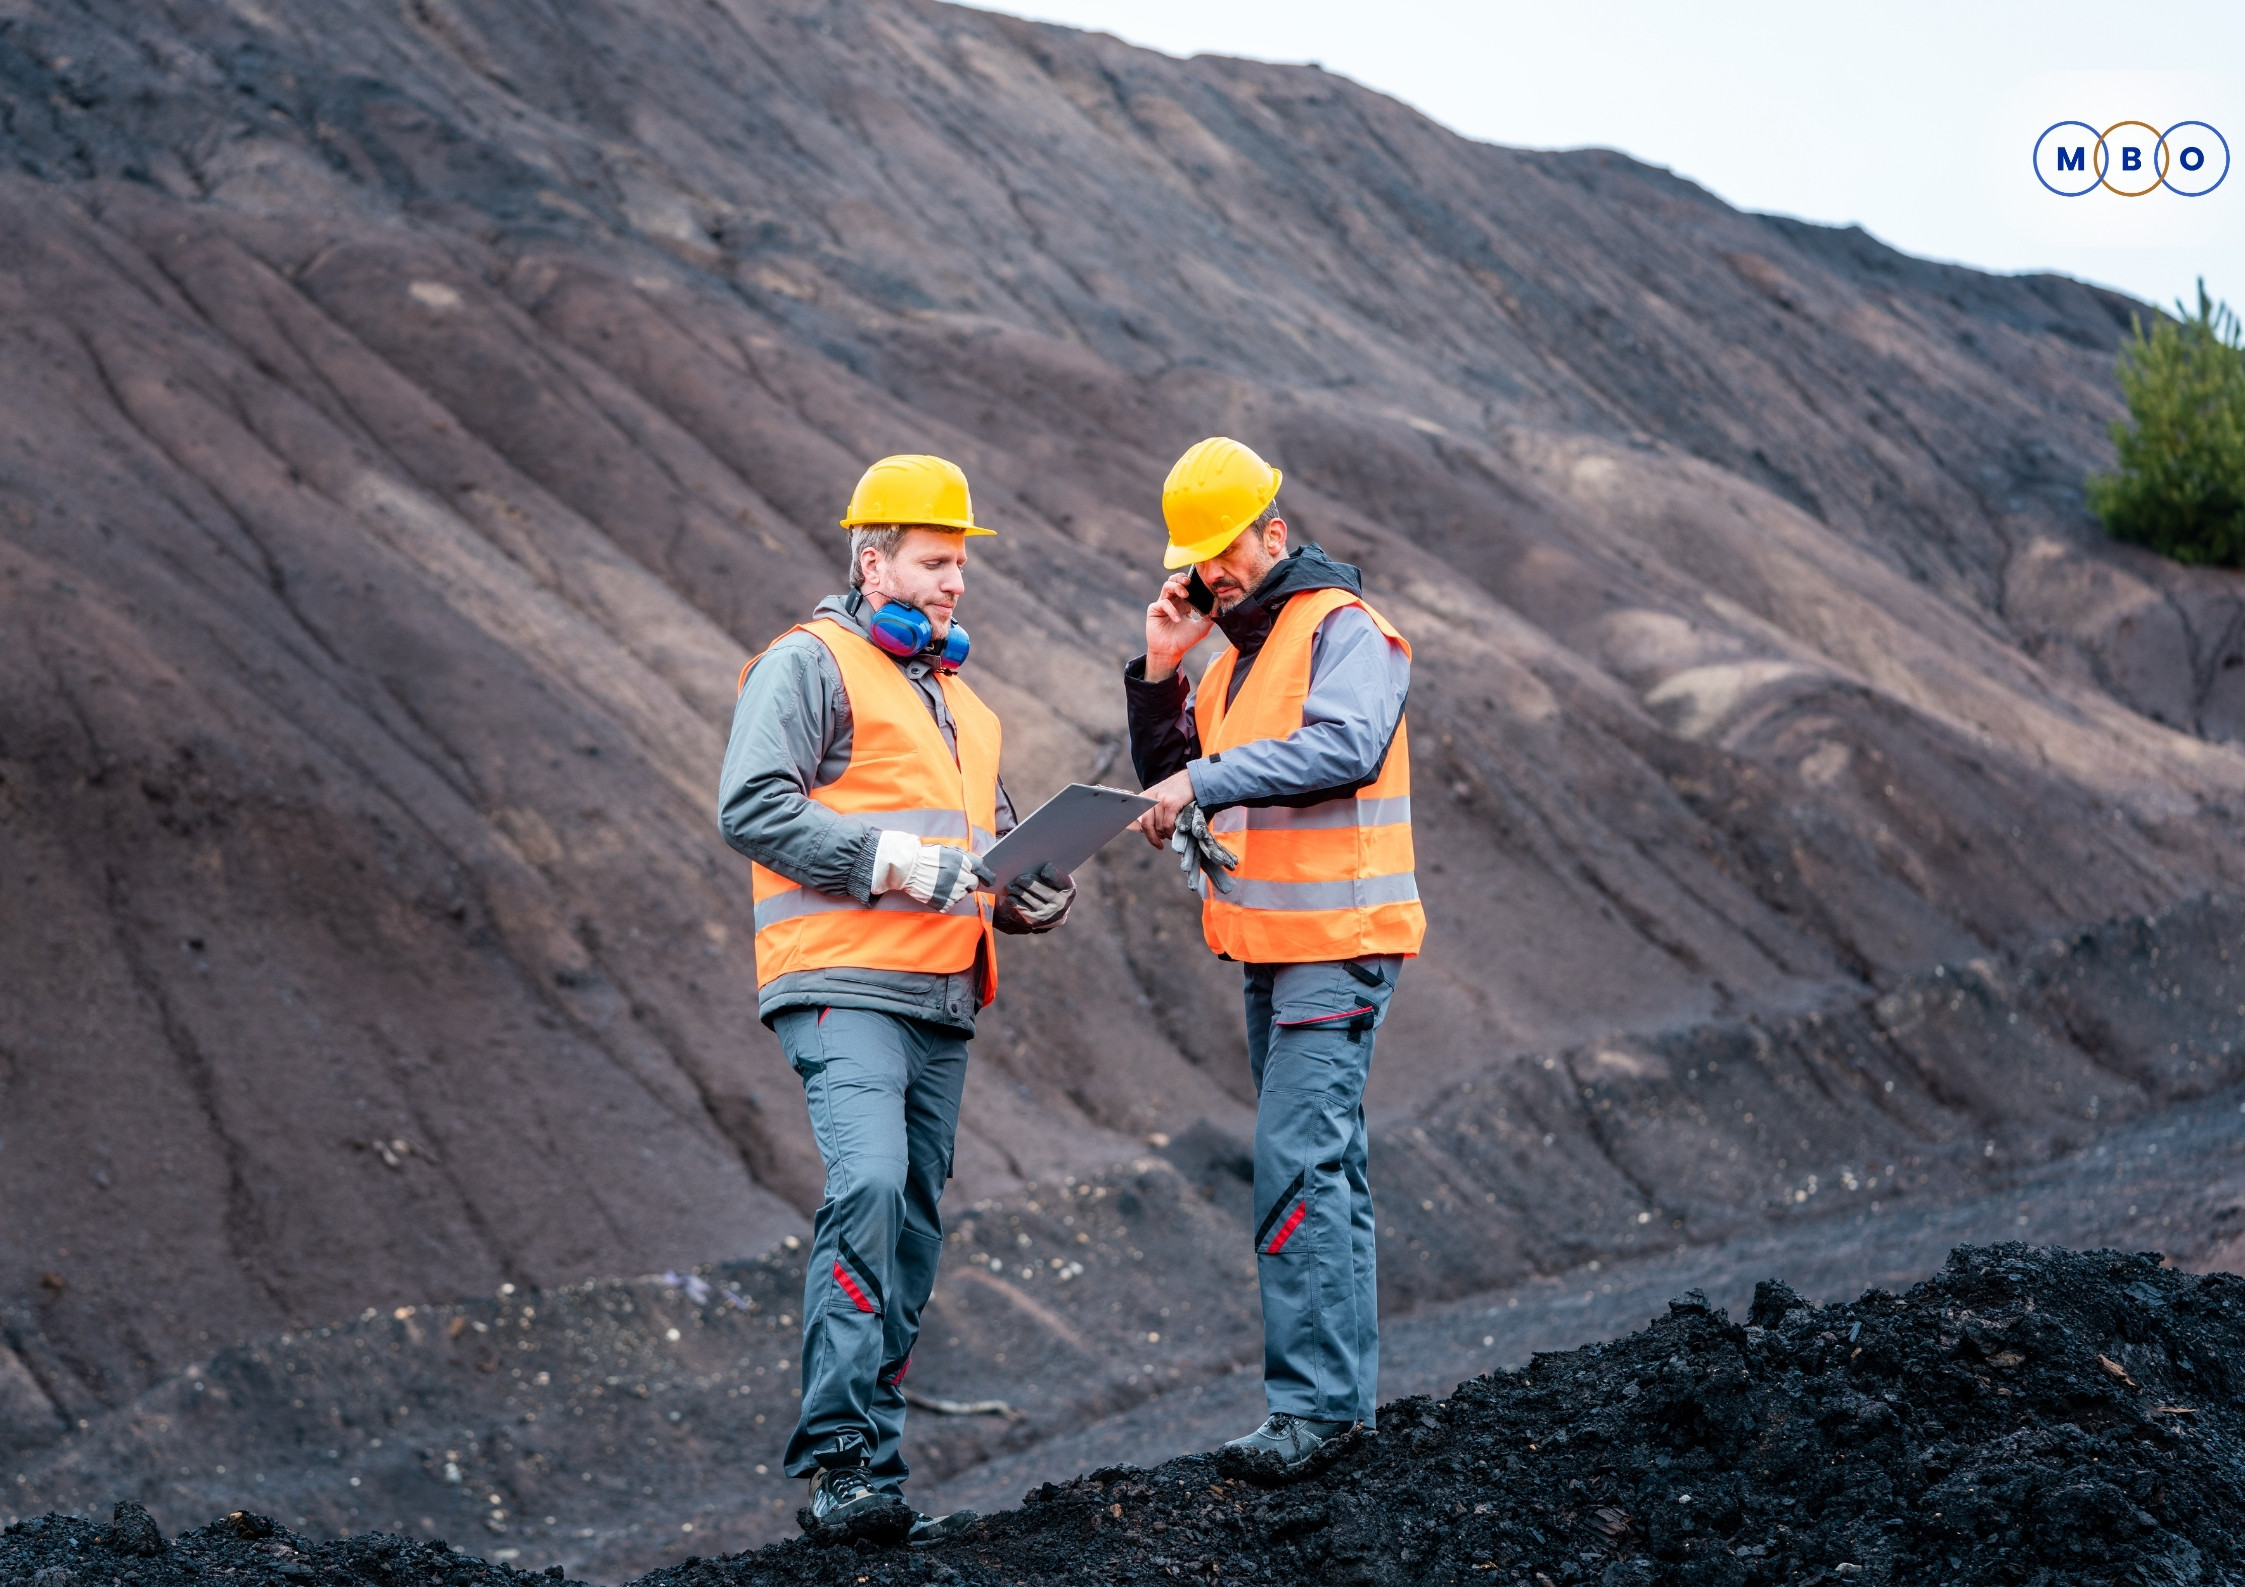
xmin=867 ymin=600 xmax=931 ymax=658
xmin=867 ymin=601 xmax=970 ymax=672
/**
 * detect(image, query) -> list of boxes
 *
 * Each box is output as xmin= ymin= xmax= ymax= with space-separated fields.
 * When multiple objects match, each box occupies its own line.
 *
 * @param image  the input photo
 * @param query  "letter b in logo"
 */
xmin=2121 ymin=146 xmax=2143 ymax=172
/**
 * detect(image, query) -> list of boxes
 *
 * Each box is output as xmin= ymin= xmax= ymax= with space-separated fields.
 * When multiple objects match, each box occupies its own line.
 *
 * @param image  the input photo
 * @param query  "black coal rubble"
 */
xmin=7 ymin=1246 xmax=2240 ymax=1586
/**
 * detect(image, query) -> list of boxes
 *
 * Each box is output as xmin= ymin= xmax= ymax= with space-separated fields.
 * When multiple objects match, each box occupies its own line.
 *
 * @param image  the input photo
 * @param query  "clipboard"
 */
xmin=982 ymin=783 xmax=1155 ymax=889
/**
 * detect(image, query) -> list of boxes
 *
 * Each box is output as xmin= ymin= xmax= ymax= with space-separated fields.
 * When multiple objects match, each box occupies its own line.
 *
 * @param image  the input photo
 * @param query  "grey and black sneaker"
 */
xmin=906 ymin=1507 xmax=979 ymax=1547
xmin=1216 ymin=1413 xmax=1361 ymax=1480
xmin=796 ymin=1461 xmax=911 ymax=1545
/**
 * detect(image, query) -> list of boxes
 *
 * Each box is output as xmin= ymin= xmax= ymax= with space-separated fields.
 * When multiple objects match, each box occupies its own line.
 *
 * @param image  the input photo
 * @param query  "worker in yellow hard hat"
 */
xmin=1155 ymin=435 xmax=1287 ymax=569
xmin=717 ymin=453 xmax=1075 ymax=1545
xmin=1122 ymin=436 xmax=1424 ymax=1474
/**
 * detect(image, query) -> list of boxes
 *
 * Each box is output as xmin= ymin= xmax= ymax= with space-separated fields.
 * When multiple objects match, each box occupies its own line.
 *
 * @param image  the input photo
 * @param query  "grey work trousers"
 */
xmin=1244 ymin=956 xmax=1401 ymax=1426
xmin=774 ymin=1006 xmax=968 ymax=1489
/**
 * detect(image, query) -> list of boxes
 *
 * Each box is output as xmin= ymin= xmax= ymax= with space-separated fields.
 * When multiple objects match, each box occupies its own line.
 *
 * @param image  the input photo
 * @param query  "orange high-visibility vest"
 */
xmin=1192 ymin=588 xmax=1424 ymax=964
xmin=739 ymin=618 xmax=1001 ymax=1005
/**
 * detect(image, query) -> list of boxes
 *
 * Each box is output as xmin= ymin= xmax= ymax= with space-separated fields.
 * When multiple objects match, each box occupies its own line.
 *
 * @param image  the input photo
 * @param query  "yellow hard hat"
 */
xmin=839 ymin=454 xmax=994 ymax=536
xmin=1160 ymin=437 xmax=1281 ymax=569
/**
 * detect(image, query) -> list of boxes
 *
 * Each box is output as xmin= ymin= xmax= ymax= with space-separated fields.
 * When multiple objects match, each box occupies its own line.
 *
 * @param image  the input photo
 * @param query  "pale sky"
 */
xmin=963 ymin=1 xmax=2245 ymax=317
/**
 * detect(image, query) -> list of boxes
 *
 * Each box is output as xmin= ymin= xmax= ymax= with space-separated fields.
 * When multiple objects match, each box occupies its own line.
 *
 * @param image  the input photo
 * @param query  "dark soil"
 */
xmin=12 ymin=1245 xmax=2240 ymax=1586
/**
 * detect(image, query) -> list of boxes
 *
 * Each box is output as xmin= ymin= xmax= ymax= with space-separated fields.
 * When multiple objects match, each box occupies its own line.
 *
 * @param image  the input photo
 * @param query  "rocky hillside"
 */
xmin=4 ymin=0 xmax=2244 ymax=1484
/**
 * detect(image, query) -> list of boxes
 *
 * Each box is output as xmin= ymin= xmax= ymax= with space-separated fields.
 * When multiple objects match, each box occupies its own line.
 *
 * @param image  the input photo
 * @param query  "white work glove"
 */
xmin=1005 ymin=862 xmax=1075 ymax=929
xmin=870 ymin=830 xmax=992 ymax=911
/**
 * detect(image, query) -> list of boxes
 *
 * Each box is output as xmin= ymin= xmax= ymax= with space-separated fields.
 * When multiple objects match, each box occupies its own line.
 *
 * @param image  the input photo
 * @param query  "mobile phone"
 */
xmin=1185 ymin=568 xmax=1216 ymax=615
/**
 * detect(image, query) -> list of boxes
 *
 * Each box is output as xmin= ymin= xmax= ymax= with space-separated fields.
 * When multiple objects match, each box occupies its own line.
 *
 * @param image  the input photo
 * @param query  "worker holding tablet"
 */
xmin=1123 ymin=436 xmax=1423 ymax=1472
xmin=718 ymin=454 xmax=1074 ymax=1545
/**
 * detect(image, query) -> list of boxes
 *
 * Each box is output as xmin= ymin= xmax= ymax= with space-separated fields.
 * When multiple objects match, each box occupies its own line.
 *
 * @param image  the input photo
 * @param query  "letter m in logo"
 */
xmin=2056 ymin=146 xmax=2086 ymax=172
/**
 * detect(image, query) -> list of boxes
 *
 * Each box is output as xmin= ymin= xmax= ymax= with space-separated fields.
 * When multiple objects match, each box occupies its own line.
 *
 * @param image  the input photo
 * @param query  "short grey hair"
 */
xmin=847 ymin=525 xmax=907 ymax=589
xmin=1248 ymin=499 xmax=1282 ymax=535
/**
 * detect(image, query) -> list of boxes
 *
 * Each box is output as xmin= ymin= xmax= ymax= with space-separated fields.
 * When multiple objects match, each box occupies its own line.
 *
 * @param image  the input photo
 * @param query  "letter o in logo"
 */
xmin=2161 ymin=120 xmax=2230 ymax=197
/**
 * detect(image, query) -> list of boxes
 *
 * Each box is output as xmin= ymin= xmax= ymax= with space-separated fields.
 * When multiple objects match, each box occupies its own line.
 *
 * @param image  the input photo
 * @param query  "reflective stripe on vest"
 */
xmin=1209 ymin=796 xmax=1412 ymax=834
xmin=753 ymin=885 xmax=983 ymax=933
xmin=742 ymin=618 xmax=1002 ymax=1004
xmin=1195 ymin=871 xmax=1422 ymax=912
xmin=1192 ymin=588 xmax=1426 ymax=965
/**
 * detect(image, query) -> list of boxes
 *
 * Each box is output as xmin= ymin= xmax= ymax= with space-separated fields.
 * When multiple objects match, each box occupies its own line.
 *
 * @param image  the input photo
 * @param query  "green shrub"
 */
xmin=2087 ymin=280 xmax=2245 ymax=567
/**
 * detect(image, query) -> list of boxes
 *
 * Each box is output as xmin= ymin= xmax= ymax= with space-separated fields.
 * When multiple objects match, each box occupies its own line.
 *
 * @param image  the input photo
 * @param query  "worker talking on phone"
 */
xmin=1121 ymin=436 xmax=1423 ymax=1471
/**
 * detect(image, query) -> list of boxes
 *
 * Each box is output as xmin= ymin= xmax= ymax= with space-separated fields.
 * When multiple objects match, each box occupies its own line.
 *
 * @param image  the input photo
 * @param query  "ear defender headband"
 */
xmin=868 ymin=602 xmax=971 ymax=672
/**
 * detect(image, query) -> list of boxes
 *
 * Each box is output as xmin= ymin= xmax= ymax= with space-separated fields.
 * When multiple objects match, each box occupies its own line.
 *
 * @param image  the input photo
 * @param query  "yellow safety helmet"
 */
xmin=1160 ymin=437 xmax=1282 ymax=569
xmin=839 ymin=453 xmax=994 ymax=536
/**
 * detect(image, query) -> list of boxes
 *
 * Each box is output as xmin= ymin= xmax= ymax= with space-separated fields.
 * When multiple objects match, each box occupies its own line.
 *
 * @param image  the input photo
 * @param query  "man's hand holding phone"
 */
xmin=1145 ymin=570 xmax=1215 ymax=683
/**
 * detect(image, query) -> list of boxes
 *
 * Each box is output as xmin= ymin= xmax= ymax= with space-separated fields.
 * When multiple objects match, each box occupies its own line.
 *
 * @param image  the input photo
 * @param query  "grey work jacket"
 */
xmin=718 ymin=593 xmax=1056 ymax=1033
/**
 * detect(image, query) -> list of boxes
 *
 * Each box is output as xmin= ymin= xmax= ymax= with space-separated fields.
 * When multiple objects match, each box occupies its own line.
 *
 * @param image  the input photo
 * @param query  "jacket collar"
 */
xmin=1211 ymin=543 xmax=1365 ymax=658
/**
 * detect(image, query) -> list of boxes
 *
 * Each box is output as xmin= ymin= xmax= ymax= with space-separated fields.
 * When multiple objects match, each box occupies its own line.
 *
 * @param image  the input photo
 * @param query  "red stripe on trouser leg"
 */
xmin=885 ymin=1353 xmax=912 ymax=1387
xmin=1274 ymin=1005 xmax=1374 ymax=1028
xmin=1262 ymin=1201 xmax=1309 ymax=1256
xmin=833 ymin=1260 xmax=875 ymax=1313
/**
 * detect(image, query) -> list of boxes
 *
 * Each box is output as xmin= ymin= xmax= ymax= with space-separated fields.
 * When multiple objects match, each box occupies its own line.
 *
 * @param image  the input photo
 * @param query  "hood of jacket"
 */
xmin=814 ymin=590 xmax=876 ymax=641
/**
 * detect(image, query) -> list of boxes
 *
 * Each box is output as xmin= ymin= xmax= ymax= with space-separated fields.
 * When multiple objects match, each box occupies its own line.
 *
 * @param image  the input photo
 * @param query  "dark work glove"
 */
xmin=1169 ymin=802 xmax=1239 ymax=894
xmin=1004 ymin=861 xmax=1075 ymax=930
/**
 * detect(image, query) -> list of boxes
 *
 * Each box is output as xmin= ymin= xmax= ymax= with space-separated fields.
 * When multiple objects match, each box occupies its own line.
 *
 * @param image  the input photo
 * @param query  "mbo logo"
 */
xmin=2034 ymin=120 xmax=2228 ymax=197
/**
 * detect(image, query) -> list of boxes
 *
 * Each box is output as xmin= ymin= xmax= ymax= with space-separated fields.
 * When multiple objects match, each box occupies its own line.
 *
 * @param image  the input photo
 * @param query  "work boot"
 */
xmin=1216 ymin=1413 xmax=1360 ymax=1479
xmin=906 ymin=1507 xmax=979 ymax=1546
xmin=797 ymin=1461 xmax=911 ymax=1544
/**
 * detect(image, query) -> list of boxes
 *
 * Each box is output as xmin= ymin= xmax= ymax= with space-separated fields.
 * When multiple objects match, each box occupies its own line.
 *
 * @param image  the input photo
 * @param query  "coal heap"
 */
xmin=10 ymin=1246 xmax=2239 ymax=1586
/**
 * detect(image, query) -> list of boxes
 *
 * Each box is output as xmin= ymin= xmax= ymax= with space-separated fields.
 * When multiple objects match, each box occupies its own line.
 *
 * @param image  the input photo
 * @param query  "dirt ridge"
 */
xmin=7 ymin=1245 xmax=2241 ymax=1585
xmin=10 ymin=895 xmax=2245 ymax=1576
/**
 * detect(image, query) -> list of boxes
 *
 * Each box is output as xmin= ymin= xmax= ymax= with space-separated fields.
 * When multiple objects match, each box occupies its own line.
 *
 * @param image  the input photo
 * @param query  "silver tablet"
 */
xmin=982 ymin=783 xmax=1156 ymax=888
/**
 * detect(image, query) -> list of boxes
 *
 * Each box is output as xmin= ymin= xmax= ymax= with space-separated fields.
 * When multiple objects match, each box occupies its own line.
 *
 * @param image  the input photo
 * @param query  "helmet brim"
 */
xmin=1163 ymin=534 xmax=1231 ymax=570
xmin=838 ymin=518 xmax=997 ymax=537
